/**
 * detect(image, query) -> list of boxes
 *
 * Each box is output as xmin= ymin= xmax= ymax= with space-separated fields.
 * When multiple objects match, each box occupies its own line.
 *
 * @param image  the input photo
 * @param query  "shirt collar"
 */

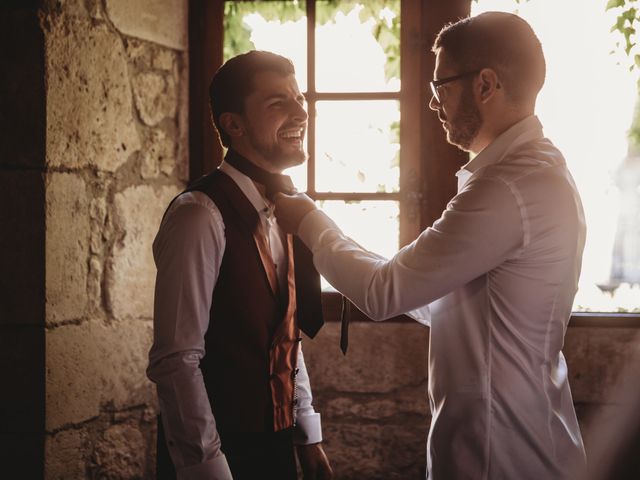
xmin=219 ymin=161 xmax=272 ymax=216
xmin=456 ymin=115 xmax=544 ymax=191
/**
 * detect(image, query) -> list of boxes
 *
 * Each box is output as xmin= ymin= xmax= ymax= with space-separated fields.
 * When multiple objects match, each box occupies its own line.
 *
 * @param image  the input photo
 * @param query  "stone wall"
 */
xmin=41 ymin=0 xmax=188 ymax=478
xmin=303 ymin=321 xmax=430 ymax=480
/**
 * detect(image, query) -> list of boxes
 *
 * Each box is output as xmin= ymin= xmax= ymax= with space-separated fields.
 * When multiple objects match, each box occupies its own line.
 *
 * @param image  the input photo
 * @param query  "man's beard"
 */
xmin=447 ymin=85 xmax=482 ymax=151
xmin=246 ymin=129 xmax=307 ymax=171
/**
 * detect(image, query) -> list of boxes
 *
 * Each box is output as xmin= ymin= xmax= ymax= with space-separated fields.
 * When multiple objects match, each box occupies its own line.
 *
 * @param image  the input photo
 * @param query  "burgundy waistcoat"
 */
xmin=188 ymin=170 xmax=300 ymax=434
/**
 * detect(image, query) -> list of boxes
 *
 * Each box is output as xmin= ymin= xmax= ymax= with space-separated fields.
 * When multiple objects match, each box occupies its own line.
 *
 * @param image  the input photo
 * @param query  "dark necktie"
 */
xmin=225 ymin=150 xmax=325 ymax=339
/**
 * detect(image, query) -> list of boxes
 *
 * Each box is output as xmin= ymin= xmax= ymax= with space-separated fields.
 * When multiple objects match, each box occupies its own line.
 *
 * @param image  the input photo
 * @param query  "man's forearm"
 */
xmin=149 ymin=353 xmax=232 ymax=479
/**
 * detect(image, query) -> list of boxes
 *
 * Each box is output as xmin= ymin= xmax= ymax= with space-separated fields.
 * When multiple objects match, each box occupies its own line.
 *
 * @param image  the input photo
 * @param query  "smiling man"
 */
xmin=147 ymin=51 xmax=332 ymax=480
xmin=275 ymin=12 xmax=587 ymax=480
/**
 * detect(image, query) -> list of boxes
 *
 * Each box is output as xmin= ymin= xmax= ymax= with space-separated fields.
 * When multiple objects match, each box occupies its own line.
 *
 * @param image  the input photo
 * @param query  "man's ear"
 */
xmin=219 ymin=112 xmax=244 ymax=139
xmin=478 ymin=68 xmax=500 ymax=104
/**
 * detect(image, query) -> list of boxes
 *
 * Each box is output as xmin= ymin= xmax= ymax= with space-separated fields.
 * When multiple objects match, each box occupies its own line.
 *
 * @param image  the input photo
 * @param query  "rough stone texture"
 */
xmin=45 ymin=173 xmax=90 ymax=325
xmin=46 ymin=16 xmax=141 ymax=172
xmin=93 ymin=423 xmax=147 ymax=479
xmin=11 ymin=1 xmax=189 ymax=478
xmin=105 ymin=0 xmax=188 ymax=50
xmin=303 ymin=321 xmax=430 ymax=392
xmin=153 ymin=48 xmax=176 ymax=71
xmin=46 ymin=319 xmax=155 ymax=430
xmin=323 ymin=423 xmax=427 ymax=480
xmin=132 ymin=71 xmax=178 ymax=126
xmin=106 ymin=185 xmax=179 ymax=320
xmin=564 ymin=327 xmax=640 ymax=403
xmin=45 ymin=429 xmax=88 ymax=480
xmin=302 ymin=322 xmax=430 ymax=479
xmin=141 ymin=129 xmax=177 ymax=178
xmin=320 ymin=385 xmax=429 ymax=421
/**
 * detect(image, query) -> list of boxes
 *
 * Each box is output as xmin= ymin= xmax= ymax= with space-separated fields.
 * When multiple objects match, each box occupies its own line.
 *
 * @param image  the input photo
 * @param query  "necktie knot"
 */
xmin=265 ymin=174 xmax=296 ymax=200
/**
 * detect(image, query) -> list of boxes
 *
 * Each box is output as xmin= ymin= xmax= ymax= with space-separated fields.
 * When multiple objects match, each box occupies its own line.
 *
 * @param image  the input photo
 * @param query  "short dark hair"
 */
xmin=433 ymin=12 xmax=546 ymax=105
xmin=209 ymin=50 xmax=296 ymax=147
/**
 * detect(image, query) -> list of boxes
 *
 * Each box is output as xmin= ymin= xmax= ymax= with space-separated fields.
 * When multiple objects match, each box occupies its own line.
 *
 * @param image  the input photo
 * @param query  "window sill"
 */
xmin=320 ymin=291 xmax=640 ymax=327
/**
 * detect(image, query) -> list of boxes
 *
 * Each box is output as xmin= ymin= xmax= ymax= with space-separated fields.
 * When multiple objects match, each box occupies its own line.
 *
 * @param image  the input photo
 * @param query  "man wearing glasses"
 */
xmin=275 ymin=11 xmax=587 ymax=480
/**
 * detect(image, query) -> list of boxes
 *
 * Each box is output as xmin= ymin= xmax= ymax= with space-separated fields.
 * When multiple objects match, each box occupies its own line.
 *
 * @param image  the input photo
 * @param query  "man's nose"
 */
xmin=292 ymin=101 xmax=308 ymax=122
xmin=428 ymin=95 xmax=440 ymax=111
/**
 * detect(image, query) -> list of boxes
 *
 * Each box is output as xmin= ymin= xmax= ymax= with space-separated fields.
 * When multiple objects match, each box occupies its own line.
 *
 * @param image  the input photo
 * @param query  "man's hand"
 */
xmin=273 ymin=192 xmax=318 ymax=234
xmin=295 ymin=443 xmax=333 ymax=480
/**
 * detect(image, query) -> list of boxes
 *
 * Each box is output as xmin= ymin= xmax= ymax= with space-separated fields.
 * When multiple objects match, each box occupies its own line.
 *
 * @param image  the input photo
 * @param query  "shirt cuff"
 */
xmin=298 ymin=209 xmax=339 ymax=251
xmin=293 ymin=412 xmax=323 ymax=445
xmin=176 ymin=453 xmax=232 ymax=480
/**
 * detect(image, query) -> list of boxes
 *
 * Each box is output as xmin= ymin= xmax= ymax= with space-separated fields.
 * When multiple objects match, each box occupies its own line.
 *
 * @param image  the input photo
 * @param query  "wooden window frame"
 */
xmin=189 ymin=0 xmax=640 ymax=327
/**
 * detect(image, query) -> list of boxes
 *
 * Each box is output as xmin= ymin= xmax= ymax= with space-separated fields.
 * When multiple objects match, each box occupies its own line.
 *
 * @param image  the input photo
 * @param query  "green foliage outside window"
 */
xmin=224 ymin=1 xmax=640 ymax=147
xmin=223 ymin=0 xmax=400 ymax=83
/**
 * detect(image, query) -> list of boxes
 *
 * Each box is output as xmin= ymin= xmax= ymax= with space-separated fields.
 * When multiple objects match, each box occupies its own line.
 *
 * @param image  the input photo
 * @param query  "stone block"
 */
xmin=43 ymin=0 xmax=92 ymax=19
xmin=132 ymin=71 xmax=177 ymax=126
xmin=107 ymin=185 xmax=179 ymax=320
xmin=46 ymin=16 xmax=141 ymax=172
xmin=302 ymin=321 xmax=429 ymax=393
xmin=141 ymin=129 xmax=177 ymax=178
xmin=153 ymin=48 xmax=176 ymax=71
xmin=322 ymin=423 xmax=427 ymax=479
xmin=318 ymin=387 xmax=429 ymax=421
xmin=45 ymin=428 xmax=87 ymax=480
xmin=105 ymin=0 xmax=187 ymax=51
xmin=93 ymin=423 xmax=146 ymax=479
xmin=46 ymin=319 xmax=155 ymax=430
xmin=45 ymin=173 xmax=90 ymax=325
xmin=0 ymin=171 xmax=45 ymax=326
xmin=564 ymin=326 xmax=640 ymax=403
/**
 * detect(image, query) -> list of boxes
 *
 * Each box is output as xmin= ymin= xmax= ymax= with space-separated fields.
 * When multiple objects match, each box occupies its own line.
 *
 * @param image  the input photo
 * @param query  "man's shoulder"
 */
xmin=162 ymin=191 xmax=223 ymax=230
xmin=482 ymin=138 xmax=568 ymax=185
xmin=171 ymin=190 xmax=219 ymax=214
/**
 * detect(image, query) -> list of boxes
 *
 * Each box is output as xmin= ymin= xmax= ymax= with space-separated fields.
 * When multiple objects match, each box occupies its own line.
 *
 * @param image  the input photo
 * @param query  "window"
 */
xmin=222 ymin=0 xmax=421 ymax=262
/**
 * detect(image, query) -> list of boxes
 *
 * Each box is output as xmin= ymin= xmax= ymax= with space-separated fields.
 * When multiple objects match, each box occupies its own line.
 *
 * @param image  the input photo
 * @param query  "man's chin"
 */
xmin=446 ymin=131 xmax=473 ymax=153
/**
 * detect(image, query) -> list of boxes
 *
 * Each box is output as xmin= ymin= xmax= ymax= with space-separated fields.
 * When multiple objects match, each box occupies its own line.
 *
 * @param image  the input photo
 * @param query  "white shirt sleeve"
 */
xmin=147 ymin=192 xmax=233 ymax=480
xmin=298 ymin=175 xmax=523 ymax=322
xmin=292 ymin=345 xmax=323 ymax=445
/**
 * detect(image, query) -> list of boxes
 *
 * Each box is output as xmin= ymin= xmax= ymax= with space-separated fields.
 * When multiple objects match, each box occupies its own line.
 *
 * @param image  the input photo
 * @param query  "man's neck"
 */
xmin=471 ymin=109 xmax=534 ymax=155
xmin=231 ymin=144 xmax=283 ymax=174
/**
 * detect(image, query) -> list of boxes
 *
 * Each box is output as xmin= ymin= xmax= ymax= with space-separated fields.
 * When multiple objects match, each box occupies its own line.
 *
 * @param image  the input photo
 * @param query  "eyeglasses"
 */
xmin=429 ymin=70 xmax=481 ymax=103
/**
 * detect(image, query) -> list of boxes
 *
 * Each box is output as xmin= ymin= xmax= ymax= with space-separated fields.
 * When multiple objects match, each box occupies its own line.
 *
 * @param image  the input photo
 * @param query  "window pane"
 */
xmin=223 ymin=1 xmax=307 ymax=90
xmin=317 ymin=200 xmax=399 ymax=289
xmin=471 ymin=1 xmax=640 ymax=312
xmin=316 ymin=100 xmax=400 ymax=193
xmin=316 ymin=0 xmax=400 ymax=92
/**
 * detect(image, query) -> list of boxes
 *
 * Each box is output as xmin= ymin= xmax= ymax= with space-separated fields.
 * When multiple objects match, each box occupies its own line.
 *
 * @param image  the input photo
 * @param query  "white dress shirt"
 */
xmin=298 ymin=116 xmax=587 ymax=479
xmin=147 ymin=162 xmax=322 ymax=480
